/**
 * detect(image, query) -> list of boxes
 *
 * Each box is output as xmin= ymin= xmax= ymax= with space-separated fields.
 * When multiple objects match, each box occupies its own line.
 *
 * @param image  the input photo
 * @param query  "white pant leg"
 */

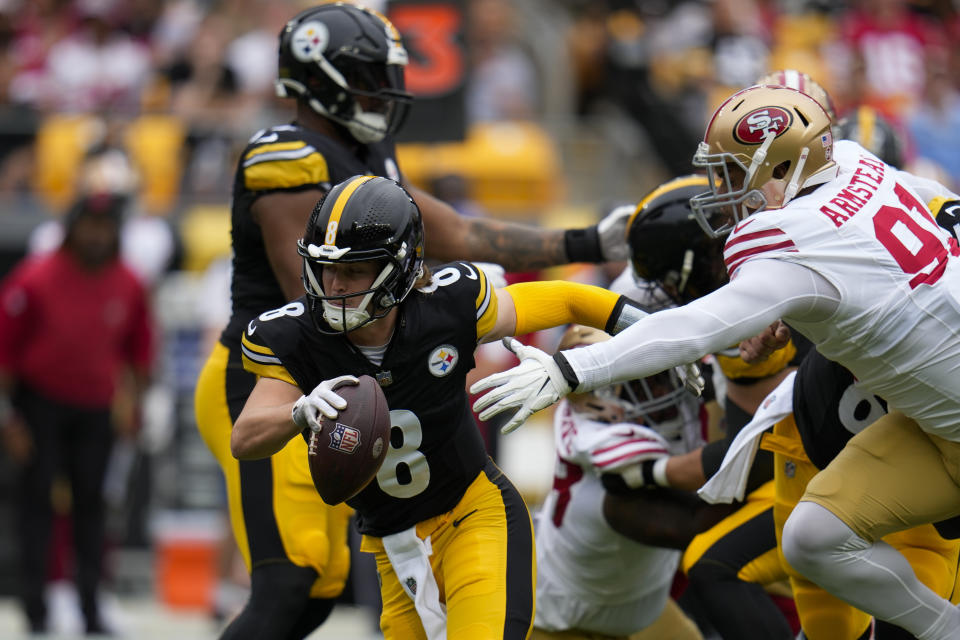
xmin=782 ymin=501 xmax=960 ymax=640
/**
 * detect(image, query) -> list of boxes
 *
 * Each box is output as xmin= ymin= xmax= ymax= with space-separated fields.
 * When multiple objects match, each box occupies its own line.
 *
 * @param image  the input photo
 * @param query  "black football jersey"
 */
xmin=792 ymin=350 xmax=888 ymax=470
xmin=220 ymin=123 xmax=402 ymax=351
xmin=240 ymin=262 xmax=500 ymax=536
xmin=793 ymin=348 xmax=960 ymax=539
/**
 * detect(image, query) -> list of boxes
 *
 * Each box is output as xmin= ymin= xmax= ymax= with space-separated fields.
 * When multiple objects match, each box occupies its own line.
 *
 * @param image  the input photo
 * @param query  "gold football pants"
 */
xmin=194 ymin=342 xmax=351 ymax=598
xmin=765 ymin=414 xmax=960 ymax=640
xmin=362 ymin=459 xmax=535 ymax=640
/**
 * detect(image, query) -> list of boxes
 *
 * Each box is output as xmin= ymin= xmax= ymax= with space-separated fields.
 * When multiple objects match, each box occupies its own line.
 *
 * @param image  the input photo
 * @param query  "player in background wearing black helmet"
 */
xmin=530 ymin=323 xmax=706 ymax=640
xmin=193 ymin=4 xmax=633 ymax=638
xmin=835 ymin=105 xmax=905 ymax=172
xmin=602 ymin=175 xmax=800 ymax=639
xmin=231 ymin=175 xmax=663 ymax=640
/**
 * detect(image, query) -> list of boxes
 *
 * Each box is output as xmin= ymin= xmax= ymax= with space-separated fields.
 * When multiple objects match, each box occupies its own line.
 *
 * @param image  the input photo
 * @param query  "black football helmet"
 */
xmin=559 ymin=325 xmax=703 ymax=446
xmin=298 ymin=175 xmax=424 ymax=334
xmin=276 ymin=3 xmax=412 ymax=144
xmin=834 ymin=105 xmax=904 ymax=169
xmin=628 ymin=175 xmax=728 ymax=304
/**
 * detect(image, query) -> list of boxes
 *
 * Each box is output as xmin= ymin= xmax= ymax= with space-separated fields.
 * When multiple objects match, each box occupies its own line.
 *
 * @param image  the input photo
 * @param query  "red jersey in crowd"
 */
xmin=0 ymin=248 xmax=154 ymax=408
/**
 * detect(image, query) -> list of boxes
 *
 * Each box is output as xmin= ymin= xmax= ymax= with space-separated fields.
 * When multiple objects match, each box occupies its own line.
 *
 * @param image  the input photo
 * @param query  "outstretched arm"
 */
xmin=563 ymin=259 xmax=837 ymax=392
xmin=479 ymin=280 xmax=647 ymax=345
xmin=472 ymin=259 xmax=839 ymax=432
xmin=408 ymin=184 xmax=630 ymax=270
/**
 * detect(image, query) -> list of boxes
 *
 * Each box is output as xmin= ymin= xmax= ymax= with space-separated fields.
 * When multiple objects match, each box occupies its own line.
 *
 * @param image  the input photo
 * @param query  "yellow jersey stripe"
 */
xmin=475 ymin=268 xmax=498 ymax=339
xmin=241 ymin=333 xmax=277 ymax=357
xmin=244 ymin=152 xmax=330 ymax=191
xmin=241 ymin=357 xmax=298 ymax=387
xmin=244 ymin=141 xmax=307 ymax=162
xmin=474 ymin=264 xmax=489 ymax=311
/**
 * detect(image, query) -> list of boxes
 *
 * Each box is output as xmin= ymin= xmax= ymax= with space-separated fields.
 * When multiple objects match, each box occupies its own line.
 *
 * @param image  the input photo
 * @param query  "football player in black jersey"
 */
xmin=193 ymin=4 xmax=632 ymax=638
xmin=230 ymin=175 xmax=653 ymax=640
xmin=598 ymin=174 xmax=799 ymax=639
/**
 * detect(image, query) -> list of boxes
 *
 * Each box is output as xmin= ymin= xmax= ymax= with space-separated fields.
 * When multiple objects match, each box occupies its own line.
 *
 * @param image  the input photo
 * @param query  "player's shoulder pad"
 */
xmin=241 ymin=125 xmax=332 ymax=192
xmin=417 ymin=261 xmax=489 ymax=295
xmin=930 ymin=197 xmax=960 ymax=240
xmin=417 ymin=262 xmax=498 ymax=334
xmin=724 ymin=211 xmax=798 ymax=276
xmin=239 ymin=302 xmax=311 ymax=386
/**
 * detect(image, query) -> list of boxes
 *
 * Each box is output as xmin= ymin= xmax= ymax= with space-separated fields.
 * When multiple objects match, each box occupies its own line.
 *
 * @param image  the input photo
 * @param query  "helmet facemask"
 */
xmin=560 ymin=324 xmax=697 ymax=442
xmin=573 ymin=370 xmax=699 ymax=446
xmin=300 ymin=243 xmax=413 ymax=334
xmin=614 ymin=370 xmax=692 ymax=439
xmin=690 ymin=138 xmax=773 ymax=238
xmin=306 ymin=56 xmax=411 ymax=144
xmin=690 ymin=85 xmax=838 ymax=238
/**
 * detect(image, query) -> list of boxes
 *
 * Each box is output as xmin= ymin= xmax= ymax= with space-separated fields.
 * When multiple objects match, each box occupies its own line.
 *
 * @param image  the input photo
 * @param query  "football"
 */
xmin=306 ymin=375 xmax=391 ymax=505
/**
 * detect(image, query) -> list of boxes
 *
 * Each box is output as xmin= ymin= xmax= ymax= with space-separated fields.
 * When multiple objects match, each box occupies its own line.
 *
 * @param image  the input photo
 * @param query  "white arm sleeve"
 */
xmin=564 ymin=259 xmax=841 ymax=391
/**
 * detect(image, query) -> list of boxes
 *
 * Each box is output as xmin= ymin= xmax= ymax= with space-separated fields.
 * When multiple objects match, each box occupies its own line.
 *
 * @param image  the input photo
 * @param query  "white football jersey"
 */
xmin=724 ymin=140 xmax=960 ymax=441
xmin=566 ymin=141 xmax=960 ymax=442
xmin=534 ymin=402 xmax=694 ymax=635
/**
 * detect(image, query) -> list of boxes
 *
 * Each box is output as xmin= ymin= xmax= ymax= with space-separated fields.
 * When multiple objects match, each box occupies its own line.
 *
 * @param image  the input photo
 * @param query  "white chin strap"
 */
xmin=347 ymin=110 xmax=388 ymax=144
xmin=322 ymin=300 xmax=372 ymax=332
xmin=315 ymin=262 xmax=396 ymax=331
xmin=307 ymin=97 xmax=387 ymax=144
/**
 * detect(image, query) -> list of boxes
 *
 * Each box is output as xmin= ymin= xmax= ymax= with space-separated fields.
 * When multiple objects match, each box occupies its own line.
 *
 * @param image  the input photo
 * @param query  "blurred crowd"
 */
xmin=0 ymin=0 xmax=955 ymax=220
xmin=0 ymin=0 xmax=959 ymax=634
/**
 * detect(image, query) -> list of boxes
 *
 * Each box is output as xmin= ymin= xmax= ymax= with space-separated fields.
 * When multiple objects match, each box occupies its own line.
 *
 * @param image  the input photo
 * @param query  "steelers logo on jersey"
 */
xmin=428 ymin=345 xmax=459 ymax=377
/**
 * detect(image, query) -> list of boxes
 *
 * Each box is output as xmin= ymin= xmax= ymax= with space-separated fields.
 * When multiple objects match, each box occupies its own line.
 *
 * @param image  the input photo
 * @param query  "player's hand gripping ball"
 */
xmin=305 ymin=375 xmax=391 ymax=505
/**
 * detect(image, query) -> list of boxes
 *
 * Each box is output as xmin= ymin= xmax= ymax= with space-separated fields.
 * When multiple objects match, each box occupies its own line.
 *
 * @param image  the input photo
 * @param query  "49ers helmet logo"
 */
xmin=734 ymin=107 xmax=793 ymax=144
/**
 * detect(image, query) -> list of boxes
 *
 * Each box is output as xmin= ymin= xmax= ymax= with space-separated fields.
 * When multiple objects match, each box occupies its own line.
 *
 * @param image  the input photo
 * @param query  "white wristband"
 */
xmin=652 ymin=457 xmax=670 ymax=487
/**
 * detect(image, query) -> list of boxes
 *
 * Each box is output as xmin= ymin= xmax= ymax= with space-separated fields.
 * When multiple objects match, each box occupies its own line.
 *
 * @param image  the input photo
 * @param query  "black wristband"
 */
xmin=600 ymin=472 xmax=632 ymax=495
xmin=641 ymin=459 xmax=657 ymax=486
xmin=563 ymin=226 xmax=603 ymax=264
xmin=553 ymin=353 xmax=582 ymax=391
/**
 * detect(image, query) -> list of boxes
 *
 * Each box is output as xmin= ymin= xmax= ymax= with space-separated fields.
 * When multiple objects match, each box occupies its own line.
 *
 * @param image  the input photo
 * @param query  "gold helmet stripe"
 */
xmin=324 ymin=175 xmax=376 ymax=246
xmin=626 ymin=175 xmax=710 ymax=229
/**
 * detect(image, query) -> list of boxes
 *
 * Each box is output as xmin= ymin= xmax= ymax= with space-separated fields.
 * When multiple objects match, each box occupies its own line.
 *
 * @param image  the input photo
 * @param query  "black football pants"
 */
xmin=15 ymin=385 xmax=113 ymax=632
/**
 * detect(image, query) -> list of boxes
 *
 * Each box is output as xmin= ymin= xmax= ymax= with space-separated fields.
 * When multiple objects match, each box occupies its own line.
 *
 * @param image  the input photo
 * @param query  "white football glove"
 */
xmin=676 ymin=361 xmax=705 ymax=397
xmin=470 ymin=338 xmax=573 ymax=434
xmin=291 ymin=375 xmax=359 ymax=433
xmin=597 ymin=204 xmax=634 ymax=262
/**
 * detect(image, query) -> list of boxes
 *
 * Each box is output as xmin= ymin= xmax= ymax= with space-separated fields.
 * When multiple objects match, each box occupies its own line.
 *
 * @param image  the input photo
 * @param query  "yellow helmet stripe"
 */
xmin=325 ymin=175 xmax=376 ymax=246
xmin=626 ymin=175 xmax=710 ymax=229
